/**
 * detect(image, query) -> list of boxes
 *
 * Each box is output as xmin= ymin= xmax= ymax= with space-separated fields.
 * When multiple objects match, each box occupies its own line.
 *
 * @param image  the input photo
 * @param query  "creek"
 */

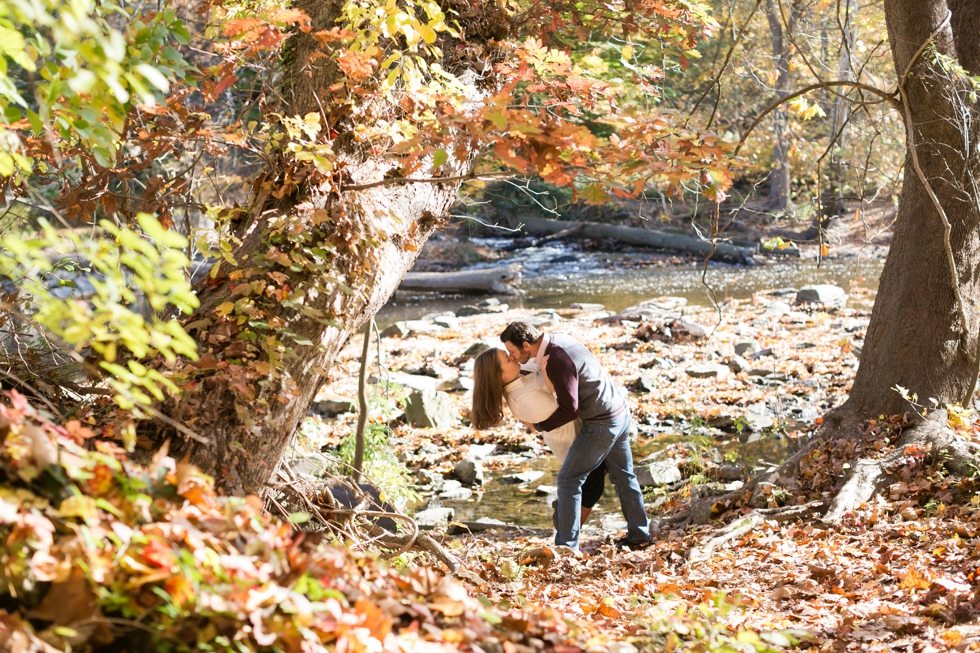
xmin=379 ymin=241 xmax=884 ymax=325
xmin=381 ymin=242 xmax=886 ymax=531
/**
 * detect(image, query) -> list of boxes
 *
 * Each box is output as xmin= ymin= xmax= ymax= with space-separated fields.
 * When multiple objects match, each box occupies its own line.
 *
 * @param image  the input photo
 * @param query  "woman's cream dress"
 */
xmin=503 ymin=372 xmax=581 ymax=462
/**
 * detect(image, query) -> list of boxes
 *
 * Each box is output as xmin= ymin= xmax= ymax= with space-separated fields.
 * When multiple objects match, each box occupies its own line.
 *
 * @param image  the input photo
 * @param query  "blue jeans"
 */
xmin=554 ymin=411 xmax=651 ymax=549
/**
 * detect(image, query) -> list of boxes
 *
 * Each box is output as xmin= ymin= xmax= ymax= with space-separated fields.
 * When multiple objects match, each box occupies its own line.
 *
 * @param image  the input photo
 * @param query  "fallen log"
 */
xmin=516 ymin=217 xmax=759 ymax=263
xmin=400 ymin=263 xmax=522 ymax=295
xmin=499 ymin=223 xmax=586 ymax=251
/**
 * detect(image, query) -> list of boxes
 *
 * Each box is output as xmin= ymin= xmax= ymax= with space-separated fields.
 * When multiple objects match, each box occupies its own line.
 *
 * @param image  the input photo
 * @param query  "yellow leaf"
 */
xmin=621 ymin=44 xmax=634 ymax=60
xmin=59 ymin=495 xmax=98 ymax=520
xmin=215 ymin=301 xmax=235 ymax=317
xmin=899 ymin=567 xmax=931 ymax=590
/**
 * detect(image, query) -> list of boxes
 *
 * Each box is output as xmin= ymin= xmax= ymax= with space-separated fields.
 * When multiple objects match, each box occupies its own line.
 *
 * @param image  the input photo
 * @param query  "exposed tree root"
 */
xmin=682 ymin=407 xmax=980 ymax=560
xmin=267 ymin=471 xmax=459 ymax=572
xmin=688 ymin=501 xmax=825 ymax=563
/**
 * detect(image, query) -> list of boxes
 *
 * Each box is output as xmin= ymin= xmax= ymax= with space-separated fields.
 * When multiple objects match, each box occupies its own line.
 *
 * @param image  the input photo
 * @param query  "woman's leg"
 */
xmin=580 ymin=462 xmax=606 ymax=523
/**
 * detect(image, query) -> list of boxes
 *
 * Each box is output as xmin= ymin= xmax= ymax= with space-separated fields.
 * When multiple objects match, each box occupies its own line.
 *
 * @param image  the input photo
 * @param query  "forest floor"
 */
xmin=302 ymin=276 xmax=980 ymax=652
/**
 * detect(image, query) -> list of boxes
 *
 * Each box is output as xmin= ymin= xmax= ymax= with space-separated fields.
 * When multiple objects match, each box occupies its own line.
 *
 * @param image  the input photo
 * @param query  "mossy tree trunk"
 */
xmin=159 ymin=0 xmax=505 ymax=494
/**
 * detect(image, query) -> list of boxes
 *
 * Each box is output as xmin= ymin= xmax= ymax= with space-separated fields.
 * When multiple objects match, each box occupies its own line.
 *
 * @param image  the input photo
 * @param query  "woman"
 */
xmin=471 ymin=347 xmax=606 ymax=523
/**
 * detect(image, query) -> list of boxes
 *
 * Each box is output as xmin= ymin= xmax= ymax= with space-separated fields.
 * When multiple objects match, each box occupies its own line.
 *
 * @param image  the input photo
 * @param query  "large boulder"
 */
xmin=403 ymin=389 xmax=457 ymax=428
xmin=796 ymin=284 xmax=847 ymax=308
xmin=635 ymin=460 xmax=682 ymax=486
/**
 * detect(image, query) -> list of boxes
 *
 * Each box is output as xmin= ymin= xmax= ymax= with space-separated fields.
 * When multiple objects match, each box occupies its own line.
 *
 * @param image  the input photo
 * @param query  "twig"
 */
xmin=142 ymin=405 xmax=212 ymax=445
xmin=353 ymin=322 xmax=372 ymax=482
xmin=0 ymin=367 xmax=64 ymax=417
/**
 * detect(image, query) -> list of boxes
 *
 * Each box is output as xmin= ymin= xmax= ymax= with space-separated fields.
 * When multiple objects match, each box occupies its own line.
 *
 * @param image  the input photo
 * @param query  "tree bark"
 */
xmin=765 ymin=0 xmax=802 ymax=210
xmin=843 ymin=0 xmax=980 ymax=420
xmin=158 ymin=0 xmax=508 ymax=493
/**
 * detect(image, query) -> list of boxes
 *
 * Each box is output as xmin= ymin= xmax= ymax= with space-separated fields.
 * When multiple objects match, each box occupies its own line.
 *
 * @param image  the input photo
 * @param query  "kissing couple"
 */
xmin=470 ymin=321 xmax=653 ymax=552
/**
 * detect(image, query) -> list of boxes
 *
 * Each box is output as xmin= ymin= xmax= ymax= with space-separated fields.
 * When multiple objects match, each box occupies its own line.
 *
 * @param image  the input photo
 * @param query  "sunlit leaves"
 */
xmin=0 ymin=0 xmax=193 ymax=175
xmin=0 ymin=214 xmax=198 ymax=410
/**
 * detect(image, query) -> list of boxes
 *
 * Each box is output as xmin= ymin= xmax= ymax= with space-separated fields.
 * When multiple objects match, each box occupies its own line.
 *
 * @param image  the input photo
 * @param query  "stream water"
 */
xmin=379 ymin=241 xmax=886 ymax=530
xmin=379 ymin=241 xmax=885 ymax=326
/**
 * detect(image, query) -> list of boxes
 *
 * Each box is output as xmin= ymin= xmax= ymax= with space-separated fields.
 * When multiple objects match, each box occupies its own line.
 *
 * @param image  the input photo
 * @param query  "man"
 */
xmin=500 ymin=321 xmax=652 ymax=551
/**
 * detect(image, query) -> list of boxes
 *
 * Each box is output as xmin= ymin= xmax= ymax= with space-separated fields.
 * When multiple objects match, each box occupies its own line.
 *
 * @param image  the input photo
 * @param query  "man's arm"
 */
xmin=534 ymin=347 xmax=578 ymax=432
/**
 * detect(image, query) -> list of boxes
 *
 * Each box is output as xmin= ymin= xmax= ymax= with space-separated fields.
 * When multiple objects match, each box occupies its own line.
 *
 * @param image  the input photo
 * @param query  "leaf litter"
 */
xmin=3 ymin=284 xmax=980 ymax=651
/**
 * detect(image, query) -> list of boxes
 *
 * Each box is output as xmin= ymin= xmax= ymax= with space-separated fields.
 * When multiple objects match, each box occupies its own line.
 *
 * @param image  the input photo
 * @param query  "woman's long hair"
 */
xmin=471 ymin=348 xmax=505 ymax=429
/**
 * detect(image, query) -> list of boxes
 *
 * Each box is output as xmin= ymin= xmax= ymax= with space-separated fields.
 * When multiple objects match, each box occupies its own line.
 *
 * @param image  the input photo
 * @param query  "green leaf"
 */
xmin=432 ymin=148 xmax=447 ymax=168
xmin=288 ymin=511 xmax=312 ymax=525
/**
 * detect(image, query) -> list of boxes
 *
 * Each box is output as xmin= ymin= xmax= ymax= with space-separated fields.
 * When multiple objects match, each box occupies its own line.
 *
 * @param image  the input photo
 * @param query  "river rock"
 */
xmin=380 ymin=322 xmax=409 ymax=338
xmin=746 ymin=368 xmax=772 ymax=377
xmin=742 ymin=413 xmax=774 ymax=431
xmin=439 ymin=486 xmax=473 ymax=501
xmin=501 ymin=471 xmax=545 ymax=485
xmin=404 ymin=320 xmax=441 ymax=334
xmin=734 ymin=339 xmax=761 ymax=356
xmin=417 ymin=469 xmax=445 ymax=491
xmin=674 ymin=318 xmax=708 ymax=339
xmin=769 ymin=288 xmax=797 ymax=296
xmin=404 ymin=389 xmax=456 ymax=428
xmin=727 ymin=355 xmax=750 ymax=373
xmin=645 ymin=296 xmax=687 ymax=310
xmin=608 ymin=642 xmax=639 ymax=653
xmin=414 ymin=507 xmax=454 ymax=528
xmin=796 ymin=284 xmax=847 ymax=308
xmin=466 ymin=443 xmax=498 ymax=460
xmin=477 ymin=298 xmax=500 ymax=307
xmin=374 ymin=371 xmax=439 ymax=393
xmin=438 ymin=376 xmax=474 ymax=392
xmin=455 ymin=305 xmax=484 ymax=317
xmin=432 ymin=315 xmax=460 ymax=329
xmin=685 ymin=363 xmax=730 ymax=379
xmin=765 ymin=301 xmax=791 ymax=316
xmin=570 ymin=302 xmax=605 ymax=310
xmin=453 ymin=459 xmax=485 ymax=486
xmin=633 ymin=375 xmax=659 ymax=393
xmin=717 ymin=465 xmax=744 ymax=481
xmin=536 ymin=485 xmax=557 ymax=496
xmin=462 ymin=339 xmax=496 ymax=358
xmin=310 ymin=397 xmax=355 ymax=418
xmin=635 ymin=459 xmax=682 ymax=486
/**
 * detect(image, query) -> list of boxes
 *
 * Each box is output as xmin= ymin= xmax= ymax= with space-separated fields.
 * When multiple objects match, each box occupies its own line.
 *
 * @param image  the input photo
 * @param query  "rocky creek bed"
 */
xmin=290 ymin=280 xmax=875 ymax=541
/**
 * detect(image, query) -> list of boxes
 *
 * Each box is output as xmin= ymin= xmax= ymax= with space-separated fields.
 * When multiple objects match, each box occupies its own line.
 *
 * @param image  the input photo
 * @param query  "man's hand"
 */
xmin=521 ymin=420 xmax=535 ymax=430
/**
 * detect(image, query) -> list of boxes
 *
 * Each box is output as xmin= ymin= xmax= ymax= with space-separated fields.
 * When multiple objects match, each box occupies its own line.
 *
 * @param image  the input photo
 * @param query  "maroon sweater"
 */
xmin=533 ymin=334 xmax=626 ymax=432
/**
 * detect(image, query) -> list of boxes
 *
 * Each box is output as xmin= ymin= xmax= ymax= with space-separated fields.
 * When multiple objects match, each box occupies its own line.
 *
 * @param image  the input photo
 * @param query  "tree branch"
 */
xmin=733 ymin=80 xmax=901 ymax=159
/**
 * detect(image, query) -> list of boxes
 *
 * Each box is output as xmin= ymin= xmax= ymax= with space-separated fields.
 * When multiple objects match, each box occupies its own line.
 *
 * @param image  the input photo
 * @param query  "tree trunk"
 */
xmin=844 ymin=0 xmax=980 ymax=420
xmin=765 ymin=0 xmax=801 ymax=211
xmin=158 ymin=0 xmax=507 ymax=494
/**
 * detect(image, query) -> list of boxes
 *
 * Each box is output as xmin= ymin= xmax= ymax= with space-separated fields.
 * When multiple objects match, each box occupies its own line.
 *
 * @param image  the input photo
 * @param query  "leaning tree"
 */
xmin=0 ymin=0 xmax=732 ymax=493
